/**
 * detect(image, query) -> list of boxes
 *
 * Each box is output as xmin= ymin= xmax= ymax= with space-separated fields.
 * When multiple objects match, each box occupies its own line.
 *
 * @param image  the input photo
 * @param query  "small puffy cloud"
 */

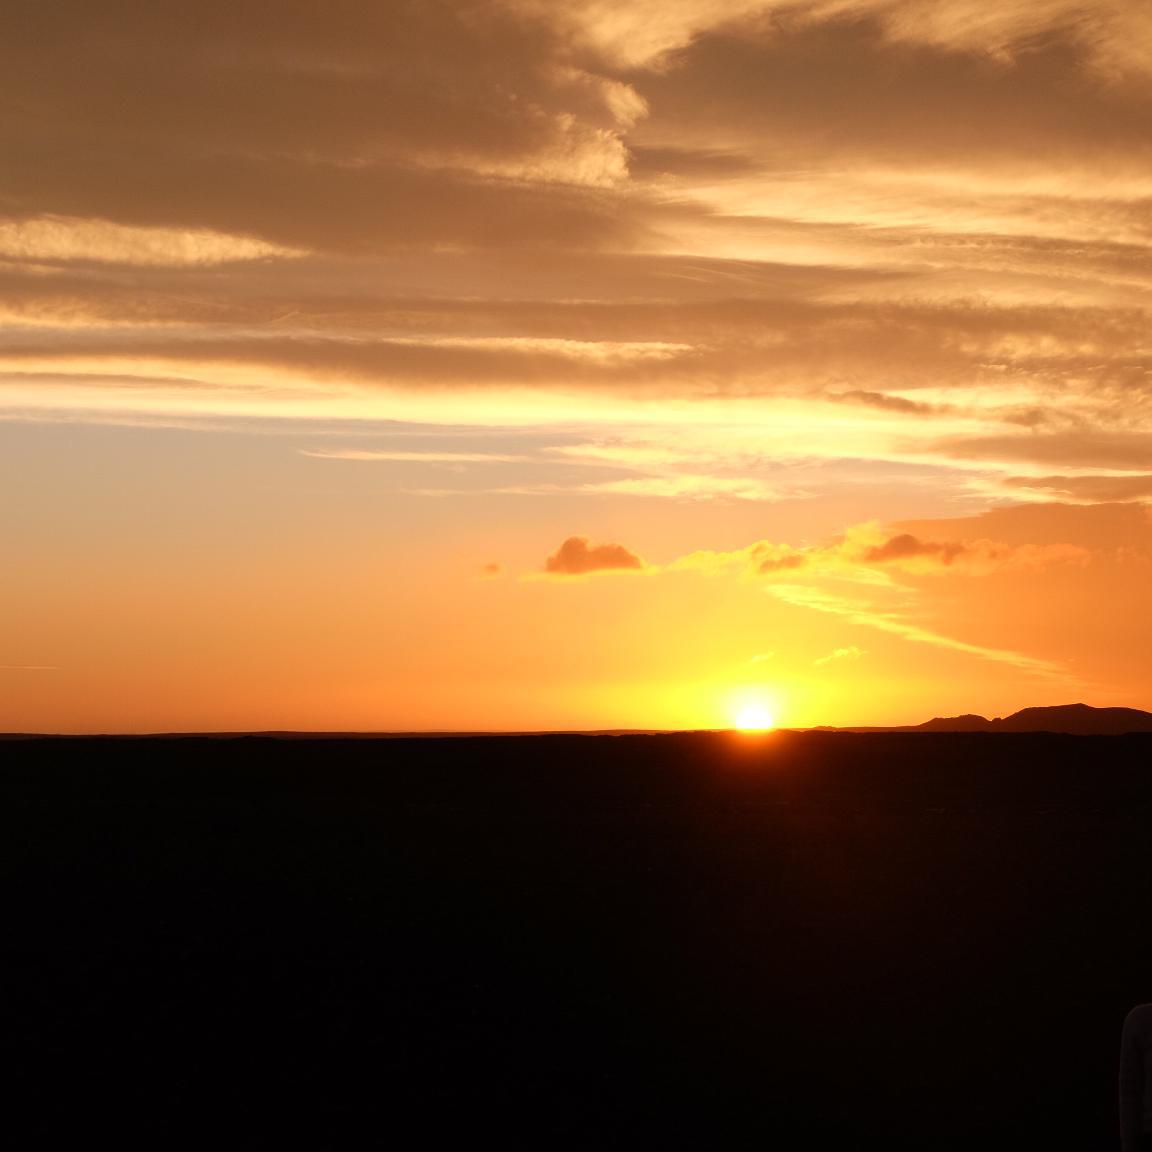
xmin=481 ymin=562 xmax=503 ymax=578
xmin=544 ymin=536 xmax=645 ymax=575
xmin=861 ymin=533 xmax=968 ymax=567
xmin=756 ymin=548 xmax=808 ymax=574
xmin=814 ymin=646 xmax=866 ymax=667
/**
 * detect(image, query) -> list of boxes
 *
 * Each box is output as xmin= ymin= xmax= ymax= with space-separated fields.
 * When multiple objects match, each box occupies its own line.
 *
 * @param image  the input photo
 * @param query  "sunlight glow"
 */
xmin=733 ymin=703 xmax=775 ymax=732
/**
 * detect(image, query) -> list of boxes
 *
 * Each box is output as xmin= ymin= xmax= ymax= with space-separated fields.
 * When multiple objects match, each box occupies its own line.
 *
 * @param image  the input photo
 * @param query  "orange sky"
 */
xmin=3 ymin=1 xmax=1152 ymax=731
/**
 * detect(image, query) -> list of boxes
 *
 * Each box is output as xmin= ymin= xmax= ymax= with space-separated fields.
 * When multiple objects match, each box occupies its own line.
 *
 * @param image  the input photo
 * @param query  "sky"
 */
xmin=4 ymin=0 xmax=1152 ymax=732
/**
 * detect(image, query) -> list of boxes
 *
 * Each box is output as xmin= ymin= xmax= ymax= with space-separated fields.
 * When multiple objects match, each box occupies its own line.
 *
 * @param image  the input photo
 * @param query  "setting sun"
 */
xmin=733 ymin=703 xmax=776 ymax=732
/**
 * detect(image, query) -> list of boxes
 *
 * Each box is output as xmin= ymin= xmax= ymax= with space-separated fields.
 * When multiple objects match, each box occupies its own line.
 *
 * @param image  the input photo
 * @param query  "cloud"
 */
xmin=542 ymin=0 xmax=777 ymax=69
xmin=0 ymin=2 xmax=673 ymax=261
xmin=813 ymin=646 xmax=865 ymax=667
xmin=1001 ymin=474 xmax=1152 ymax=504
xmin=6 ymin=284 xmax=1150 ymax=445
xmin=302 ymin=449 xmax=521 ymax=464
xmin=935 ymin=432 xmax=1152 ymax=475
xmin=0 ymin=215 xmax=298 ymax=267
xmin=4 ymin=0 xmax=1152 ymax=514
xmin=828 ymin=390 xmax=941 ymax=416
xmin=671 ymin=540 xmax=805 ymax=576
xmin=661 ymin=502 xmax=1152 ymax=691
xmin=756 ymin=550 xmax=809 ymax=574
xmin=634 ymin=5 xmax=1152 ymax=172
xmin=893 ymin=500 xmax=1152 ymax=553
xmin=0 ymin=330 xmax=700 ymax=390
xmin=628 ymin=145 xmax=763 ymax=180
xmin=770 ymin=583 xmax=1073 ymax=680
xmin=810 ymin=0 xmax=1152 ymax=86
xmin=675 ymin=521 xmax=1089 ymax=579
xmin=578 ymin=475 xmax=788 ymax=501
xmin=861 ymin=533 xmax=968 ymax=567
xmin=856 ymin=530 xmax=1088 ymax=572
xmin=544 ymin=536 xmax=645 ymax=575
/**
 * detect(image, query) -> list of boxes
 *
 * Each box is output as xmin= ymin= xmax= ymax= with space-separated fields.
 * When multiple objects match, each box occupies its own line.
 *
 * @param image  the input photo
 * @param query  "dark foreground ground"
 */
xmin=4 ymin=731 xmax=1151 ymax=1149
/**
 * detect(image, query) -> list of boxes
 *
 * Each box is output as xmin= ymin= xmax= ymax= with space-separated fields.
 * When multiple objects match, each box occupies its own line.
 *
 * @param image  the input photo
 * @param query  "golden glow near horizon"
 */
xmin=4 ymin=2 xmax=1152 ymax=732
xmin=722 ymin=684 xmax=785 ymax=733
xmin=733 ymin=703 xmax=776 ymax=733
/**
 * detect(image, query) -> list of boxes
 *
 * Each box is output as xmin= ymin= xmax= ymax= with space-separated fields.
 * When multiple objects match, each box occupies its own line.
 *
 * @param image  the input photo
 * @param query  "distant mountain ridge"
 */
xmin=913 ymin=703 xmax=1152 ymax=735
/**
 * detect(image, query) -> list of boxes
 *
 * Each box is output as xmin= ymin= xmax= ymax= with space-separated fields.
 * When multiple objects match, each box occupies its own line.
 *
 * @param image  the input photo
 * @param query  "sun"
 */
xmin=733 ymin=703 xmax=775 ymax=732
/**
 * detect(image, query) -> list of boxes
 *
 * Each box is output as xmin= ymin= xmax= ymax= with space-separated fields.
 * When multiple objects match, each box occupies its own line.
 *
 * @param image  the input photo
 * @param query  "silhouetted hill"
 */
xmin=916 ymin=713 xmax=993 ymax=732
xmin=995 ymin=704 xmax=1152 ymax=733
xmin=912 ymin=702 xmax=1152 ymax=734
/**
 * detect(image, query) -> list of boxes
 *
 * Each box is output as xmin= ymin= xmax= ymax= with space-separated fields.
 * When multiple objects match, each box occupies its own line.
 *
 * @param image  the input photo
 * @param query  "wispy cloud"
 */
xmin=301 ymin=449 xmax=522 ymax=464
xmin=672 ymin=522 xmax=1089 ymax=579
xmin=771 ymin=584 xmax=1072 ymax=681
xmin=578 ymin=475 xmax=788 ymax=501
xmin=813 ymin=646 xmax=866 ymax=667
xmin=0 ymin=215 xmax=299 ymax=266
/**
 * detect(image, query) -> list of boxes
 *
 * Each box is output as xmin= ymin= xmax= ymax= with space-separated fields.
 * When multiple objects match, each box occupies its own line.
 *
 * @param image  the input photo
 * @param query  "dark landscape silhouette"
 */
xmin=4 ymin=725 xmax=1151 ymax=1149
xmin=821 ymin=702 xmax=1152 ymax=735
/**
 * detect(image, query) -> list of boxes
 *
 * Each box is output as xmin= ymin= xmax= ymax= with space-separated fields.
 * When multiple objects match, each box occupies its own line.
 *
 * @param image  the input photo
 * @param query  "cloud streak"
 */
xmin=814 ymin=646 xmax=866 ymax=667
xmin=674 ymin=522 xmax=1089 ymax=579
xmin=770 ymin=584 xmax=1073 ymax=681
xmin=301 ymin=449 xmax=521 ymax=464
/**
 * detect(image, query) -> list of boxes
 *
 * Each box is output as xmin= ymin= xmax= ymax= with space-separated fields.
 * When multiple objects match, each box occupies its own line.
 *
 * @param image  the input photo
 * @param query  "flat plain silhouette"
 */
xmin=3 ymin=730 xmax=1151 ymax=1149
